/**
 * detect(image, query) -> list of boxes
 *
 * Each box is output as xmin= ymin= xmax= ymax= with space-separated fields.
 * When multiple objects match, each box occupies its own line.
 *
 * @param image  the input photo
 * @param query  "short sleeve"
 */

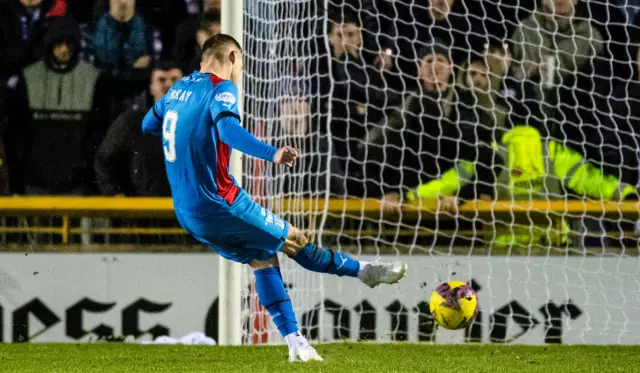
xmin=210 ymin=80 xmax=241 ymax=124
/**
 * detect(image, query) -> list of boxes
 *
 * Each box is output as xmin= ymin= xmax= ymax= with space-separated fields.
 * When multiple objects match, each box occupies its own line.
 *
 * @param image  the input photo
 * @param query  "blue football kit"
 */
xmin=142 ymin=71 xmax=288 ymax=263
xmin=141 ymin=70 xmax=396 ymax=353
xmin=140 ymin=68 xmax=401 ymax=356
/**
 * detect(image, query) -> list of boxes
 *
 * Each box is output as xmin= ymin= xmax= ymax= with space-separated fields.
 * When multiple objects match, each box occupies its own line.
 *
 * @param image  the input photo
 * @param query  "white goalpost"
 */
xmin=218 ymin=0 xmax=244 ymax=346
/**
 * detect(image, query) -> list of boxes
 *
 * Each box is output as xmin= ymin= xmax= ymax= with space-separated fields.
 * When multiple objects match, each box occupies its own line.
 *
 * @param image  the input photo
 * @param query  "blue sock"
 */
xmin=254 ymin=267 xmax=298 ymax=337
xmin=293 ymin=242 xmax=360 ymax=277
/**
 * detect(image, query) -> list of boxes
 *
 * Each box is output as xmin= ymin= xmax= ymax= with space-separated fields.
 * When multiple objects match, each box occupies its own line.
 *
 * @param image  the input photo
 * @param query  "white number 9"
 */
xmin=163 ymin=110 xmax=178 ymax=162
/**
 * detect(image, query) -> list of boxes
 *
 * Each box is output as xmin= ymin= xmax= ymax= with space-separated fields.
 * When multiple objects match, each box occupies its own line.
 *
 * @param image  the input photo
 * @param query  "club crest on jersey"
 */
xmin=215 ymin=92 xmax=236 ymax=109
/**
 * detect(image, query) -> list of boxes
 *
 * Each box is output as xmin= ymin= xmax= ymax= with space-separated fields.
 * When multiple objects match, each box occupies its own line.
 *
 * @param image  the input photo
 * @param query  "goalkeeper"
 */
xmin=400 ymin=125 xmax=638 ymax=247
xmin=142 ymin=34 xmax=407 ymax=362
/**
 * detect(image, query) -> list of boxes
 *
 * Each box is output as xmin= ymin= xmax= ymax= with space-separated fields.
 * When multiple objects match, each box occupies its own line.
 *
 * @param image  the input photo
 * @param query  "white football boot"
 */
xmin=285 ymin=332 xmax=323 ymax=363
xmin=358 ymin=261 xmax=408 ymax=288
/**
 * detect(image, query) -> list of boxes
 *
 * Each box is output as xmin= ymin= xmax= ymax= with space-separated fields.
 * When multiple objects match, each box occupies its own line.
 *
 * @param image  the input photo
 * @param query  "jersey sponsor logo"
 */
xmin=274 ymin=218 xmax=285 ymax=231
xmin=215 ymin=92 xmax=236 ymax=109
xmin=261 ymin=208 xmax=285 ymax=231
xmin=336 ymin=254 xmax=348 ymax=270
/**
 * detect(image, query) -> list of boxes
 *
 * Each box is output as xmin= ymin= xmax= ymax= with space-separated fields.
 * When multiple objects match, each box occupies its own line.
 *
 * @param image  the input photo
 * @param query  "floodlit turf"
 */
xmin=1 ymin=343 xmax=639 ymax=373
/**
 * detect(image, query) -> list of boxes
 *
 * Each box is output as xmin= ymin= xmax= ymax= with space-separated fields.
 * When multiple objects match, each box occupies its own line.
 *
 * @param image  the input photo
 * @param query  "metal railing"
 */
xmin=0 ymin=197 xmax=638 ymax=249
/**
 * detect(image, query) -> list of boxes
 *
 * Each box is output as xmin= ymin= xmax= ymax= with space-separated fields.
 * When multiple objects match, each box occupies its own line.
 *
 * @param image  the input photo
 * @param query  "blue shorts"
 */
xmin=176 ymin=191 xmax=289 ymax=264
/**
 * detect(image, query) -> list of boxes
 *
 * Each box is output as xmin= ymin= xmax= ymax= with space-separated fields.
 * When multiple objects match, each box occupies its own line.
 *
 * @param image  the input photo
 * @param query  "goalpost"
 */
xmin=218 ymin=0 xmax=243 ymax=346
xmin=226 ymin=0 xmax=640 ymax=345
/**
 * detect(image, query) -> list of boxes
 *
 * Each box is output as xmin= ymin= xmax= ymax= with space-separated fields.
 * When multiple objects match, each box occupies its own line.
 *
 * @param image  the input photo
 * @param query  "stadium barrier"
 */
xmin=0 ymin=197 xmax=637 ymax=245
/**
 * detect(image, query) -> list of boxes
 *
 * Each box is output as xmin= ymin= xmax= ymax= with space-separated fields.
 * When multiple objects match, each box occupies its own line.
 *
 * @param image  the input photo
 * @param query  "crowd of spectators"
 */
xmin=302 ymin=0 xmax=640 ymax=211
xmin=0 ymin=0 xmax=221 ymax=196
xmin=1 ymin=0 xmax=640 ymax=217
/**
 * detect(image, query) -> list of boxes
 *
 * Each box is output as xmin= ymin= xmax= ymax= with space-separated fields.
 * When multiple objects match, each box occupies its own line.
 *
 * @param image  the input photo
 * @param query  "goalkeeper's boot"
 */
xmin=359 ymin=261 xmax=408 ymax=288
xmin=285 ymin=332 xmax=323 ymax=363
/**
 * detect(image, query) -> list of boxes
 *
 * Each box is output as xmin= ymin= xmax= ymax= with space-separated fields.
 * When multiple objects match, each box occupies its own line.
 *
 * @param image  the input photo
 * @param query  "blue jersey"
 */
xmin=142 ymin=71 xmax=277 ymax=216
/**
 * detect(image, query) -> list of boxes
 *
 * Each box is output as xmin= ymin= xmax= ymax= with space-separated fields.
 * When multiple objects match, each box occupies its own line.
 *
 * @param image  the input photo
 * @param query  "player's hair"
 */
xmin=201 ymin=34 xmax=242 ymax=62
xmin=199 ymin=9 xmax=221 ymax=32
xmin=152 ymin=60 xmax=181 ymax=72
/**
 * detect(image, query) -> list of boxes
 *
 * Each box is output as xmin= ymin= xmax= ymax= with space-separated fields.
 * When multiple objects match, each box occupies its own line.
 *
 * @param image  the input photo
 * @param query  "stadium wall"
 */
xmin=0 ymin=254 xmax=638 ymax=345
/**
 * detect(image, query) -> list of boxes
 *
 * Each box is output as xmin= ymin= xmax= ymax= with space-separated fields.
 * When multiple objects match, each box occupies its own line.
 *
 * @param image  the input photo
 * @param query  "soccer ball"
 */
xmin=429 ymin=281 xmax=479 ymax=330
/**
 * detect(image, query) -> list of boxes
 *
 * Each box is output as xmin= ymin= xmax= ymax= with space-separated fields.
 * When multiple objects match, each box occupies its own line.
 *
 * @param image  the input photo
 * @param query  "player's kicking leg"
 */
xmin=250 ymin=255 xmax=323 ymax=362
xmin=281 ymin=226 xmax=408 ymax=288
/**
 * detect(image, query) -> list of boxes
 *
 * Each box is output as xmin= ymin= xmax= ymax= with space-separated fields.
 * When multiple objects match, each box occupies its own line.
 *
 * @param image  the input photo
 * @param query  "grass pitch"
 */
xmin=1 ymin=343 xmax=639 ymax=373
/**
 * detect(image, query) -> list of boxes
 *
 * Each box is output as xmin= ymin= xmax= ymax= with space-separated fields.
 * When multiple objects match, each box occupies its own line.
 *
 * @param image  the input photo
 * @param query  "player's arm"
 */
xmin=142 ymin=95 xmax=166 ymax=136
xmin=212 ymin=81 xmax=298 ymax=165
xmin=216 ymin=115 xmax=278 ymax=161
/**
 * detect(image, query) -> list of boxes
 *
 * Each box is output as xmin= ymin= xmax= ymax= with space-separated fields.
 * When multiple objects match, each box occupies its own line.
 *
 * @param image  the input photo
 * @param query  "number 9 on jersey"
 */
xmin=163 ymin=110 xmax=178 ymax=162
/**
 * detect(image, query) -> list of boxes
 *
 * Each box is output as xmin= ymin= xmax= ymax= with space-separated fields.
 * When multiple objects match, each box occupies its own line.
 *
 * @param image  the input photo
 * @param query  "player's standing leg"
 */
xmin=281 ymin=226 xmax=408 ymax=287
xmin=251 ymin=256 xmax=323 ymax=362
xmin=252 ymin=225 xmax=406 ymax=362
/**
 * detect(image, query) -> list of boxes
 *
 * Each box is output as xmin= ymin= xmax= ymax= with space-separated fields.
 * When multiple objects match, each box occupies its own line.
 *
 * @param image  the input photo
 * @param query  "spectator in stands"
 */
xmin=94 ymin=61 xmax=181 ymax=196
xmin=509 ymin=0 xmax=603 ymax=131
xmin=92 ymin=0 xmax=153 ymax=80
xmin=174 ymin=10 xmax=221 ymax=74
xmin=621 ymin=0 xmax=640 ymax=22
xmin=0 ymin=0 xmax=56 ymax=79
xmin=10 ymin=16 xmax=111 ymax=195
xmin=135 ymin=0 xmax=189 ymax=59
xmin=374 ymin=0 xmax=534 ymax=72
xmin=372 ymin=39 xmax=459 ymax=207
xmin=576 ymin=8 xmax=640 ymax=187
xmin=379 ymin=40 xmax=513 ymax=212
xmin=325 ymin=11 xmax=402 ymax=197
xmin=457 ymin=44 xmax=512 ymax=147
xmin=173 ymin=0 xmax=220 ymax=72
xmin=84 ymin=0 xmax=186 ymax=60
xmin=601 ymin=42 xmax=640 ymax=187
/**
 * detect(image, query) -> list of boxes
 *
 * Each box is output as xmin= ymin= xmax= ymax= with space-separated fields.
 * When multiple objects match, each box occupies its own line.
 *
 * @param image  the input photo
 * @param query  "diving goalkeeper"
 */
xmin=142 ymin=34 xmax=408 ymax=362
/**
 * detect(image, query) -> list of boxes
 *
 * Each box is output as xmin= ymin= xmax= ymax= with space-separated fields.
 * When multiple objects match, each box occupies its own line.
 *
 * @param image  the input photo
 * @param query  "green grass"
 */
xmin=0 ymin=343 xmax=639 ymax=373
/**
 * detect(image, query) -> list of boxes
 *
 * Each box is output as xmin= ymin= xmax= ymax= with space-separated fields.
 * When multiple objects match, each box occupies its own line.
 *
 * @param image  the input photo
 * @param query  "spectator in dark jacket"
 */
xmin=324 ymin=12 xmax=403 ymax=197
xmin=134 ymin=0 xmax=188 ymax=59
xmin=369 ymin=39 xmax=459 ymax=204
xmin=0 ymin=0 xmax=55 ymax=79
xmin=374 ymin=0 xmax=534 ymax=70
xmin=92 ymin=0 xmax=153 ymax=79
xmin=94 ymin=61 xmax=182 ymax=196
xmin=174 ymin=10 xmax=220 ymax=74
xmin=11 ymin=16 xmax=111 ymax=195
xmin=597 ymin=43 xmax=640 ymax=187
xmin=173 ymin=1 xmax=219 ymax=72
xmin=377 ymin=39 xmax=513 ymax=211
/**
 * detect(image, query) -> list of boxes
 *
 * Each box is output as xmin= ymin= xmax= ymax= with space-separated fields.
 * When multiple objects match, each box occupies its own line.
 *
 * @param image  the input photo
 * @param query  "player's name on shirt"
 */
xmin=169 ymin=89 xmax=194 ymax=102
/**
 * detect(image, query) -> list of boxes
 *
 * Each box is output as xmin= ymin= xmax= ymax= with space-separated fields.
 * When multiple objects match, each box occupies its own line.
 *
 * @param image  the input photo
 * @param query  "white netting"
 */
xmin=241 ymin=0 xmax=640 ymax=345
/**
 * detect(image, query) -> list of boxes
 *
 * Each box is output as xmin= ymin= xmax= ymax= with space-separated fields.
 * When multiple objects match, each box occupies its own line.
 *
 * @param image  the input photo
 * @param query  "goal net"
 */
xmin=240 ymin=0 xmax=640 ymax=345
